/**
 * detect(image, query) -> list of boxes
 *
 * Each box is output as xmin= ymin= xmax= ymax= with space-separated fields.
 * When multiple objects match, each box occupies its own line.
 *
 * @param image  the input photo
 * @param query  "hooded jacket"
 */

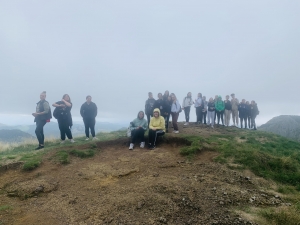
xmin=145 ymin=98 xmax=156 ymax=115
xmin=149 ymin=108 xmax=166 ymax=131
xmin=154 ymin=98 xmax=166 ymax=114
xmin=215 ymin=97 xmax=225 ymax=111
xmin=130 ymin=111 xmax=148 ymax=131
xmin=250 ymin=104 xmax=259 ymax=118
xmin=80 ymin=102 xmax=97 ymax=119
xmin=238 ymin=102 xmax=247 ymax=118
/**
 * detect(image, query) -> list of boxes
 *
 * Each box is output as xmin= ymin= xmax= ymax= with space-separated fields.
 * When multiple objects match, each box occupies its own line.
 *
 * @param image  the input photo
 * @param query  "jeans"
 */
xmin=171 ymin=112 xmax=179 ymax=131
xmin=232 ymin=109 xmax=239 ymax=125
xmin=35 ymin=120 xmax=47 ymax=145
xmin=164 ymin=114 xmax=170 ymax=132
xmin=184 ymin=106 xmax=191 ymax=122
xmin=207 ymin=111 xmax=215 ymax=126
xmin=83 ymin=118 xmax=96 ymax=138
xmin=131 ymin=128 xmax=145 ymax=143
xmin=240 ymin=117 xmax=247 ymax=128
xmin=58 ymin=119 xmax=73 ymax=140
xmin=148 ymin=129 xmax=165 ymax=147
xmin=196 ymin=106 xmax=203 ymax=123
xmin=251 ymin=116 xmax=257 ymax=129
xmin=202 ymin=111 xmax=207 ymax=124
xmin=216 ymin=110 xmax=224 ymax=125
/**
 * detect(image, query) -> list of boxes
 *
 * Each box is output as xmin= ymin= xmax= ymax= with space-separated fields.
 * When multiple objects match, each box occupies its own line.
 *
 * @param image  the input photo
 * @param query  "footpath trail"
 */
xmin=0 ymin=124 xmax=286 ymax=225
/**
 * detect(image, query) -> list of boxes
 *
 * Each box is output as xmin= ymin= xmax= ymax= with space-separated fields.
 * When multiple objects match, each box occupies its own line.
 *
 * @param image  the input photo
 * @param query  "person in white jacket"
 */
xmin=182 ymin=92 xmax=194 ymax=125
xmin=171 ymin=94 xmax=181 ymax=133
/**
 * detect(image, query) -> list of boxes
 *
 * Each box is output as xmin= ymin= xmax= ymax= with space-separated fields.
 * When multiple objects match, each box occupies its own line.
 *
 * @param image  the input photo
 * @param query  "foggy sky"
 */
xmin=0 ymin=0 xmax=299 ymax=126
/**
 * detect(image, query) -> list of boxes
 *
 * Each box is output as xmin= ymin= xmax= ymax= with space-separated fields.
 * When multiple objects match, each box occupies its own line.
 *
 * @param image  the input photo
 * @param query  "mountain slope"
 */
xmin=0 ymin=129 xmax=34 ymax=143
xmin=258 ymin=115 xmax=300 ymax=142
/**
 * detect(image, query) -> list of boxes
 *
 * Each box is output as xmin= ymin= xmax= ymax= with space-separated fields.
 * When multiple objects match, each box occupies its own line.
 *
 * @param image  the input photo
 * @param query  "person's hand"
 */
xmin=32 ymin=113 xmax=38 ymax=117
xmin=152 ymin=128 xmax=156 ymax=131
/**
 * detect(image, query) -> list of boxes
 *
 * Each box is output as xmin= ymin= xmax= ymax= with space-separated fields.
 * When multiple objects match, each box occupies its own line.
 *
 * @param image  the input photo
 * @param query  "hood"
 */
xmin=153 ymin=108 xmax=161 ymax=116
xmin=218 ymin=95 xmax=222 ymax=101
xmin=137 ymin=111 xmax=145 ymax=119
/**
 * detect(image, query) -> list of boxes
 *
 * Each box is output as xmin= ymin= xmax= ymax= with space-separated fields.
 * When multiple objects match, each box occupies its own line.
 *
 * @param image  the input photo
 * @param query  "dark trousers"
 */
xmin=148 ymin=129 xmax=165 ymax=147
xmin=35 ymin=120 xmax=46 ymax=145
xmin=83 ymin=118 xmax=96 ymax=138
xmin=240 ymin=117 xmax=247 ymax=128
xmin=164 ymin=114 xmax=170 ymax=132
xmin=58 ymin=119 xmax=73 ymax=140
xmin=131 ymin=128 xmax=145 ymax=143
xmin=216 ymin=111 xmax=224 ymax=125
xmin=202 ymin=111 xmax=207 ymax=124
xmin=146 ymin=114 xmax=152 ymax=127
xmin=247 ymin=116 xmax=251 ymax=128
xmin=251 ymin=116 xmax=257 ymax=129
xmin=171 ymin=112 xmax=179 ymax=131
xmin=214 ymin=110 xmax=217 ymax=123
xmin=184 ymin=106 xmax=191 ymax=122
xmin=196 ymin=107 xmax=203 ymax=123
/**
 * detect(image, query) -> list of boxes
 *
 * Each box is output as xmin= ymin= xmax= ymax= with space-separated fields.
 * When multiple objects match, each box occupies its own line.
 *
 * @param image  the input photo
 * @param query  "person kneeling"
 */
xmin=148 ymin=108 xmax=165 ymax=150
xmin=129 ymin=111 xmax=148 ymax=150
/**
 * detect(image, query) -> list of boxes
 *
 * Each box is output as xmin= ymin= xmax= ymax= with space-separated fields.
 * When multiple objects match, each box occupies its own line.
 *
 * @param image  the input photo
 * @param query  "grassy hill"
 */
xmin=258 ymin=115 xmax=300 ymax=142
xmin=0 ymin=129 xmax=34 ymax=143
xmin=0 ymin=123 xmax=300 ymax=225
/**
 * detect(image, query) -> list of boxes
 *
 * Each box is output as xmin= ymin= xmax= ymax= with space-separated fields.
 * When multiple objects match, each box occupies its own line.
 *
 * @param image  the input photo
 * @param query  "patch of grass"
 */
xmin=0 ymin=205 xmax=12 ymax=211
xmin=20 ymin=153 xmax=43 ymax=171
xmin=179 ymin=136 xmax=205 ymax=157
xmin=55 ymin=150 xmax=70 ymax=164
xmin=277 ymin=185 xmax=297 ymax=194
xmin=70 ymin=149 xmax=95 ymax=158
xmin=6 ymin=156 xmax=16 ymax=159
xmin=259 ymin=207 xmax=300 ymax=225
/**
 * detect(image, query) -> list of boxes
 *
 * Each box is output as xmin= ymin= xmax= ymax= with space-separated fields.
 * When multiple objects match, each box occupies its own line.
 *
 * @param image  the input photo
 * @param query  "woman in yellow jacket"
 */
xmin=148 ymin=108 xmax=165 ymax=150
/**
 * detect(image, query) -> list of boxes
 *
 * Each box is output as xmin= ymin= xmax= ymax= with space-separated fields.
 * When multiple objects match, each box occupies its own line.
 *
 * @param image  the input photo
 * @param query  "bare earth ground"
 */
xmin=0 ymin=124 xmax=284 ymax=225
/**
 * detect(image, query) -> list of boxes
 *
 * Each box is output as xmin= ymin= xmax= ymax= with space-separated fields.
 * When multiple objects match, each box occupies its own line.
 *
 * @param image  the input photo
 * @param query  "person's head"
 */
xmin=231 ymin=93 xmax=235 ymax=99
xmin=198 ymin=93 xmax=202 ymax=98
xmin=138 ymin=111 xmax=144 ymax=119
xmin=86 ymin=95 xmax=92 ymax=103
xmin=171 ymin=94 xmax=177 ymax=102
xmin=215 ymin=95 xmax=218 ymax=99
xmin=246 ymin=101 xmax=249 ymax=105
xmin=218 ymin=95 xmax=222 ymax=101
xmin=158 ymin=93 xmax=162 ymax=99
xmin=167 ymin=96 xmax=172 ymax=101
xmin=226 ymin=95 xmax=229 ymax=100
xmin=209 ymin=97 xmax=213 ymax=102
xmin=170 ymin=93 xmax=175 ymax=98
xmin=153 ymin=108 xmax=160 ymax=118
xmin=148 ymin=92 xmax=153 ymax=99
xmin=40 ymin=91 xmax=46 ymax=100
xmin=242 ymin=99 xmax=245 ymax=103
xmin=164 ymin=90 xmax=169 ymax=96
xmin=63 ymin=94 xmax=71 ymax=102
xmin=187 ymin=92 xmax=192 ymax=98
xmin=251 ymin=100 xmax=256 ymax=105
xmin=202 ymin=96 xmax=206 ymax=101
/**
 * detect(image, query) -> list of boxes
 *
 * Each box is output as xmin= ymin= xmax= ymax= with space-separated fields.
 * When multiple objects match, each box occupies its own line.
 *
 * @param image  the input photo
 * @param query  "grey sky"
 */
xmin=0 ymin=0 xmax=299 ymax=126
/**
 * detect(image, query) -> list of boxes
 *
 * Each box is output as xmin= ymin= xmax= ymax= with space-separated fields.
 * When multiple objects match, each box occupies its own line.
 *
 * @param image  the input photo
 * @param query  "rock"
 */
xmin=159 ymin=217 xmax=167 ymax=223
xmin=219 ymin=201 xmax=224 ymax=205
xmin=212 ymin=187 xmax=217 ymax=191
xmin=137 ymin=202 xmax=144 ymax=209
xmin=153 ymin=173 xmax=159 ymax=177
xmin=35 ymin=186 xmax=44 ymax=193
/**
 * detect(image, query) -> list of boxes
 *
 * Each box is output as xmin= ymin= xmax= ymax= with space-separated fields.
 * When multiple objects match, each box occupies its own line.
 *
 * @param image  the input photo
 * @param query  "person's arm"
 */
xmin=34 ymin=102 xmax=50 ymax=117
xmin=142 ymin=120 xmax=148 ymax=131
xmin=149 ymin=118 xmax=154 ymax=130
xmin=61 ymin=99 xmax=72 ymax=107
xmin=94 ymin=103 xmax=98 ymax=118
xmin=182 ymin=98 xmax=185 ymax=108
xmin=80 ymin=104 xmax=84 ymax=117
xmin=157 ymin=117 xmax=166 ymax=130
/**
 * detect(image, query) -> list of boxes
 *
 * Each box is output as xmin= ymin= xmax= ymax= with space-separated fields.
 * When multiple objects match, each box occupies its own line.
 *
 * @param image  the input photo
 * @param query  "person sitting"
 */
xmin=129 ymin=111 xmax=148 ymax=150
xmin=148 ymin=108 xmax=165 ymax=150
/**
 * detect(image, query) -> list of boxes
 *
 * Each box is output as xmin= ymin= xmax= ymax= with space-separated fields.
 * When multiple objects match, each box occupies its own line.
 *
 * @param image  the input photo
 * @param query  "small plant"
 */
xmin=0 ymin=205 xmax=12 ymax=211
xmin=259 ymin=207 xmax=300 ymax=225
xmin=70 ymin=149 xmax=95 ymax=158
xmin=90 ymin=143 xmax=97 ymax=149
xmin=21 ymin=153 xmax=42 ymax=171
xmin=55 ymin=150 xmax=70 ymax=164
xmin=6 ymin=156 xmax=16 ymax=159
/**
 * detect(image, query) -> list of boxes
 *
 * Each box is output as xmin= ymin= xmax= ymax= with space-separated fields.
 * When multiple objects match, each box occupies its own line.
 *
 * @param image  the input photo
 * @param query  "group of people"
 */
xmin=128 ymin=91 xmax=259 ymax=150
xmin=32 ymin=91 xmax=98 ymax=150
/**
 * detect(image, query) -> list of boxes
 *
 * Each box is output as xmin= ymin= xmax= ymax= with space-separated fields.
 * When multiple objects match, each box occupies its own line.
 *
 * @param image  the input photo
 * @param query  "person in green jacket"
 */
xmin=129 ymin=111 xmax=148 ymax=150
xmin=215 ymin=96 xmax=225 ymax=125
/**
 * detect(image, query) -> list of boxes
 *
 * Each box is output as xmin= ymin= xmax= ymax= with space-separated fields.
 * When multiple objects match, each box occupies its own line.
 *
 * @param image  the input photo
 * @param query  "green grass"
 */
xmin=0 ymin=205 xmax=12 ymax=211
xmin=70 ymin=149 xmax=95 ymax=158
xmin=6 ymin=156 xmax=16 ymax=159
xmin=55 ymin=150 xmax=70 ymax=164
xmin=259 ymin=207 xmax=300 ymax=225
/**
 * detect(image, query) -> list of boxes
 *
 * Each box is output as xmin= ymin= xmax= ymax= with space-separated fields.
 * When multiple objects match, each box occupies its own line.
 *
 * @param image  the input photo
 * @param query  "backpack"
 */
xmin=53 ymin=107 xmax=60 ymax=119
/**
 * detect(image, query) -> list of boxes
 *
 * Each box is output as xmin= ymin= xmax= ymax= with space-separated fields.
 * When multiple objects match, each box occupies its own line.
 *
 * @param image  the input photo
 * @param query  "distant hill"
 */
xmin=0 ymin=129 xmax=34 ymax=143
xmin=258 ymin=115 xmax=300 ymax=142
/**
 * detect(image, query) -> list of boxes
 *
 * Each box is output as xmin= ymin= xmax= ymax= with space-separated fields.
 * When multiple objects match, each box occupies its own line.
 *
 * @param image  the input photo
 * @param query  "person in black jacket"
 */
xmin=238 ymin=99 xmax=247 ymax=129
xmin=52 ymin=94 xmax=75 ymax=144
xmin=154 ymin=93 xmax=166 ymax=116
xmin=80 ymin=95 xmax=98 ymax=140
xmin=246 ymin=101 xmax=251 ymax=129
xmin=207 ymin=97 xmax=215 ymax=128
xmin=250 ymin=101 xmax=259 ymax=130
xmin=145 ymin=92 xmax=156 ymax=127
xmin=32 ymin=91 xmax=52 ymax=150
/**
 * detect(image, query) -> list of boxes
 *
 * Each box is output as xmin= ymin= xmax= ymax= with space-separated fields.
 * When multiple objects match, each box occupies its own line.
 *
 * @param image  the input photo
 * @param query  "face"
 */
xmin=226 ymin=96 xmax=229 ymax=100
xmin=40 ymin=94 xmax=46 ymax=100
xmin=86 ymin=96 xmax=92 ymax=103
xmin=215 ymin=95 xmax=218 ymax=99
xmin=149 ymin=93 xmax=153 ymax=98
xmin=203 ymin=96 xmax=206 ymax=101
xmin=198 ymin=93 xmax=202 ymax=98
xmin=209 ymin=97 xmax=213 ymax=102
xmin=251 ymin=101 xmax=255 ymax=105
xmin=231 ymin=94 xmax=235 ymax=99
xmin=158 ymin=93 xmax=162 ymax=99
xmin=64 ymin=95 xmax=70 ymax=101
xmin=246 ymin=101 xmax=249 ymax=105
xmin=168 ymin=96 xmax=171 ymax=101
xmin=172 ymin=95 xmax=176 ymax=101
xmin=187 ymin=92 xmax=191 ymax=97
xmin=154 ymin=111 xmax=159 ymax=117
xmin=164 ymin=90 xmax=169 ymax=96
xmin=138 ymin=112 xmax=144 ymax=119
xmin=242 ymin=99 xmax=245 ymax=103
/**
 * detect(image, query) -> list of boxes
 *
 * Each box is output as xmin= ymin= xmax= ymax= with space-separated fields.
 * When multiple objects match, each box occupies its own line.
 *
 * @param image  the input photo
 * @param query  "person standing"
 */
xmin=207 ymin=97 xmax=215 ymax=128
xmin=246 ymin=101 xmax=251 ymax=129
xmin=163 ymin=90 xmax=169 ymax=102
xmin=154 ymin=93 xmax=166 ymax=116
xmin=145 ymin=92 xmax=156 ymax=127
xmin=32 ymin=91 xmax=52 ymax=150
xmin=215 ymin=96 xmax=225 ymax=125
xmin=214 ymin=95 xmax=218 ymax=123
xmin=148 ymin=108 xmax=165 ymax=150
xmin=52 ymin=94 xmax=75 ymax=144
xmin=224 ymin=95 xmax=232 ymax=126
xmin=250 ymin=101 xmax=259 ymax=130
xmin=182 ymin=92 xmax=194 ymax=125
xmin=202 ymin=96 xmax=208 ymax=124
xmin=238 ymin=99 xmax=247 ymax=129
xmin=171 ymin=94 xmax=181 ymax=133
xmin=194 ymin=93 xmax=203 ymax=124
xmin=80 ymin=95 xmax=98 ymax=140
xmin=128 ymin=111 xmax=148 ymax=150
xmin=231 ymin=93 xmax=239 ymax=127
xmin=164 ymin=96 xmax=172 ymax=133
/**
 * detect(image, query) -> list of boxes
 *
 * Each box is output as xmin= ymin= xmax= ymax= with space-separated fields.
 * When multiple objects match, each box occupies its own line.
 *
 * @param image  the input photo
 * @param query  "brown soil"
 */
xmin=0 ymin=124 xmax=283 ymax=225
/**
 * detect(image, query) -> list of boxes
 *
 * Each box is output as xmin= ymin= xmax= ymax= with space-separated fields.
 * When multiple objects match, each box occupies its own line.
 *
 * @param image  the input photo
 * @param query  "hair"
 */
xmin=231 ymin=93 xmax=235 ymax=97
xmin=62 ymin=94 xmax=71 ymax=103
xmin=148 ymin=92 xmax=152 ymax=95
xmin=86 ymin=95 xmax=91 ymax=99
xmin=202 ymin=96 xmax=206 ymax=100
xmin=41 ymin=91 xmax=46 ymax=95
xmin=158 ymin=93 xmax=162 ymax=97
xmin=171 ymin=94 xmax=177 ymax=101
xmin=198 ymin=93 xmax=202 ymax=98
xmin=226 ymin=95 xmax=229 ymax=98
xmin=187 ymin=92 xmax=192 ymax=97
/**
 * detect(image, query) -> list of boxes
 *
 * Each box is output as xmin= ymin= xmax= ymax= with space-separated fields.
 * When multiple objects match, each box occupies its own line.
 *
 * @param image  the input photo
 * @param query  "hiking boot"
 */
xmin=70 ymin=139 xmax=75 ymax=143
xmin=129 ymin=143 xmax=134 ymax=150
xmin=60 ymin=140 xmax=65 ymax=144
xmin=35 ymin=145 xmax=44 ymax=150
xmin=85 ymin=137 xmax=89 ymax=141
xmin=140 ymin=142 xmax=145 ymax=148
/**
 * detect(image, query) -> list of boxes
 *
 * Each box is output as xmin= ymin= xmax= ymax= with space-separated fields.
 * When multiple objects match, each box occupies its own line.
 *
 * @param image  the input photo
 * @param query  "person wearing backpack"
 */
xmin=182 ymin=92 xmax=194 ymax=125
xmin=128 ymin=111 xmax=148 ymax=150
xmin=52 ymin=94 xmax=75 ymax=144
xmin=207 ymin=97 xmax=215 ymax=128
xmin=215 ymin=96 xmax=225 ymax=125
xmin=171 ymin=94 xmax=181 ymax=133
xmin=148 ymin=108 xmax=165 ymax=150
xmin=250 ymin=101 xmax=259 ymax=130
xmin=32 ymin=91 xmax=52 ymax=150
xmin=238 ymin=99 xmax=247 ymax=128
xmin=145 ymin=92 xmax=156 ymax=127
xmin=194 ymin=93 xmax=202 ymax=124
xmin=202 ymin=96 xmax=208 ymax=124
xmin=224 ymin=95 xmax=232 ymax=126
xmin=80 ymin=95 xmax=98 ymax=140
